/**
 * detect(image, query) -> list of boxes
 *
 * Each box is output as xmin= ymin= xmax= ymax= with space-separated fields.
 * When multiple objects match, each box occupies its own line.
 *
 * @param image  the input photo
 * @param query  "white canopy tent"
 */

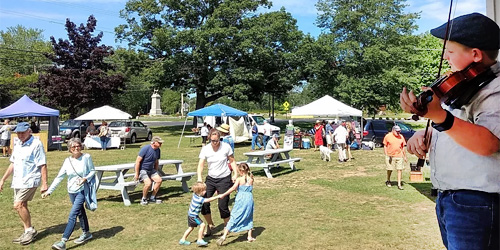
xmin=74 ymin=105 xmax=132 ymax=120
xmin=291 ymin=95 xmax=362 ymax=118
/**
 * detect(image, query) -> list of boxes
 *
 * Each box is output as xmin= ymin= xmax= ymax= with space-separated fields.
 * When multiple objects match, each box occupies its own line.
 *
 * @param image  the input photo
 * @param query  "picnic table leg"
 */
xmin=121 ymin=187 xmax=132 ymax=206
xmin=263 ymin=167 xmax=273 ymax=178
xmin=181 ymin=179 xmax=190 ymax=192
xmin=288 ymin=161 xmax=296 ymax=170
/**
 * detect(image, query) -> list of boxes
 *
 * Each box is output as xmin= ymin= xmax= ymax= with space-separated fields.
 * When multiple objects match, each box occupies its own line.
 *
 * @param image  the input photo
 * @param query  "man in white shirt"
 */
xmin=0 ymin=122 xmax=48 ymax=245
xmin=332 ymin=122 xmax=348 ymax=162
xmin=0 ymin=119 xmax=12 ymax=157
xmin=262 ymin=120 xmax=272 ymax=147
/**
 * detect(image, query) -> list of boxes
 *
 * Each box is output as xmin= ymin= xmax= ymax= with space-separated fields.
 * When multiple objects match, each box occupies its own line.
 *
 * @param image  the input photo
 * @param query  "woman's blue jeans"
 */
xmin=436 ymin=190 xmax=499 ymax=250
xmin=100 ymin=136 xmax=109 ymax=150
xmin=63 ymin=191 xmax=89 ymax=240
xmin=251 ymin=134 xmax=261 ymax=150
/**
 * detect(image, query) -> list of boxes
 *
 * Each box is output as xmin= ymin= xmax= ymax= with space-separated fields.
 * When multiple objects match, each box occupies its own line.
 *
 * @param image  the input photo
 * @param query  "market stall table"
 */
xmin=84 ymin=135 xmax=121 ymax=149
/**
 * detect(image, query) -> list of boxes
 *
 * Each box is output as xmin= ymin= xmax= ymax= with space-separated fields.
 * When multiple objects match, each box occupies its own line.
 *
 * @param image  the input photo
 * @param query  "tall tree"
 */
xmin=116 ymin=0 xmax=303 ymax=109
xmin=316 ymin=0 xmax=419 ymax=115
xmin=0 ymin=26 xmax=52 ymax=106
xmin=34 ymin=16 xmax=124 ymax=118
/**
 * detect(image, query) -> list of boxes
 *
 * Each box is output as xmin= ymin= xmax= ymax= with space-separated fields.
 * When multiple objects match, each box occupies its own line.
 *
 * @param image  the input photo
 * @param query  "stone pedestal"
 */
xmin=149 ymin=91 xmax=162 ymax=116
xmin=409 ymin=171 xmax=423 ymax=182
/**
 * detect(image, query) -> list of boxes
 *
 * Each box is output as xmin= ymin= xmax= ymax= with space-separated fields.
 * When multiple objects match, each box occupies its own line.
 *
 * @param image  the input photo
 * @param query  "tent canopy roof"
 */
xmin=0 ymin=95 xmax=59 ymax=118
xmin=74 ymin=105 xmax=132 ymax=120
xmin=188 ymin=104 xmax=247 ymax=117
xmin=291 ymin=95 xmax=362 ymax=117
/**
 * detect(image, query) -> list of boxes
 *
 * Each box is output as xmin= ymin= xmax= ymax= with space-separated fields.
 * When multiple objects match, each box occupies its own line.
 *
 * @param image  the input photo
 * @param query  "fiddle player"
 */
xmin=400 ymin=13 xmax=500 ymax=249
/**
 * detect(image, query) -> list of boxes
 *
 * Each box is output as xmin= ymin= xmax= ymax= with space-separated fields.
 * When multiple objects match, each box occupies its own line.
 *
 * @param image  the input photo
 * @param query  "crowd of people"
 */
xmin=3 ymin=12 xmax=500 ymax=247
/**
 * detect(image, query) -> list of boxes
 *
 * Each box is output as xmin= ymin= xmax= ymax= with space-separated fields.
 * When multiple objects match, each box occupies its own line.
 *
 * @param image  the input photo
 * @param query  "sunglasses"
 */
xmin=71 ymin=145 xmax=82 ymax=149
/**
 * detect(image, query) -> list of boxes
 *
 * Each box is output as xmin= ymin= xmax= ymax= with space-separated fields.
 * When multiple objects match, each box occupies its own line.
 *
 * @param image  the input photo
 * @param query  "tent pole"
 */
xmin=177 ymin=116 xmax=189 ymax=148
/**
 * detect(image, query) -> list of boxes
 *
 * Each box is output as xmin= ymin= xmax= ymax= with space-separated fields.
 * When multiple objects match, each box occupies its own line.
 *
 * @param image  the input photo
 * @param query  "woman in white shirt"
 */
xmin=42 ymin=138 xmax=95 ymax=250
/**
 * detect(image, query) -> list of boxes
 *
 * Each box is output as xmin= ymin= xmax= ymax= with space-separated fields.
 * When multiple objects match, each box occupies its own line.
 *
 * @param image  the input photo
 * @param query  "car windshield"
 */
xmin=109 ymin=121 xmax=130 ymax=127
xmin=61 ymin=120 xmax=81 ymax=127
xmin=252 ymin=116 xmax=266 ymax=125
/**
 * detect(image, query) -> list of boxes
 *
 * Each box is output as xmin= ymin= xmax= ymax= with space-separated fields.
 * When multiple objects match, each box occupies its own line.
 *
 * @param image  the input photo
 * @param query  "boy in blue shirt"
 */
xmin=179 ymin=182 xmax=221 ymax=246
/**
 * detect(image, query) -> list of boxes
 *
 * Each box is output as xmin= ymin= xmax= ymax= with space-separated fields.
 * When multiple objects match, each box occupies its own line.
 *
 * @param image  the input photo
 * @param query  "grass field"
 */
xmin=0 ymin=124 xmax=445 ymax=250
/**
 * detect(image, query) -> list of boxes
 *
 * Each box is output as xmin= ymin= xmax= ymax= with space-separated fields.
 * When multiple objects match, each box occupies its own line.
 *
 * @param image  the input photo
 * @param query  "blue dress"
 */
xmin=226 ymin=185 xmax=254 ymax=232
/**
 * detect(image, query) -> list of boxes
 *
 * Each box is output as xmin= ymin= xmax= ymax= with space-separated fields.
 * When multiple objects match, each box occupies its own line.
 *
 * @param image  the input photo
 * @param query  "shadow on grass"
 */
xmin=97 ymin=186 xmax=186 ymax=204
xmin=37 ymin=223 xmax=67 ymax=241
xmin=408 ymin=182 xmax=437 ymax=203
xmin=251 ymin=167 xmax=302 ymax=178
xmin=225 ymin=226 xmax=266 ymax=245
xmin=66 ymin=226 xmax=125 ymax=249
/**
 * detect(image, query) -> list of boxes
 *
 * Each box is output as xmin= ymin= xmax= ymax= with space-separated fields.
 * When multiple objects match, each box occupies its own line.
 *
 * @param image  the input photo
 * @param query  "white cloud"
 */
xmin=268 ymin=0 xmax=319 ymax=16
xmin=409 ymin=0 xmax=485 ymax=22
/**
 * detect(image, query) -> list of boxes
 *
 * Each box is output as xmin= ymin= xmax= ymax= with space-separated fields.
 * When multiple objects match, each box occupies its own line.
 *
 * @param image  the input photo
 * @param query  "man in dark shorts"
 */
xmin=134 ymin=136 xmax=163 ymax=205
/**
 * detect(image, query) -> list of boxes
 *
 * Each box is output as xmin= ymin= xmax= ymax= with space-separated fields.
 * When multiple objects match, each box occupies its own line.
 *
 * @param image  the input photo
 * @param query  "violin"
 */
xmin=412 ymin=62 xmax=495 ymax=118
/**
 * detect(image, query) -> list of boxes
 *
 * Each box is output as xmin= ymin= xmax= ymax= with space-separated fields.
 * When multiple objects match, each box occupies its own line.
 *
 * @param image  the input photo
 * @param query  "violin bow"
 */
xmin=416 ymin=0 xmax=455 ymax=168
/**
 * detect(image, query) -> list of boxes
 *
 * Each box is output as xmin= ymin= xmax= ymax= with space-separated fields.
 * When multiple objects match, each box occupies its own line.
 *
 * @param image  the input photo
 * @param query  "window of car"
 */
xmin=133 ymin=121 xmax=144 ymax=127
xmin=61 ymin=120 xmax=80 ymax=127
xmin=109 ymin=121 xmax=127 ymax=127
xmin=396 ymin=122 xmax=412 ymax=132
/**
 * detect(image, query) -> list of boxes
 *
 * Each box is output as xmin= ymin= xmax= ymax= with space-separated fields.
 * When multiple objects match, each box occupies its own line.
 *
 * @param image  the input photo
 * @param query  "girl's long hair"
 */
xmin=238 ymin=163 xmax=254 ymax=181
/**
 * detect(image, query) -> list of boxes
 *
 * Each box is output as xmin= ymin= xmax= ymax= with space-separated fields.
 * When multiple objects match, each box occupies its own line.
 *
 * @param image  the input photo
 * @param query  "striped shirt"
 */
xmin=188 ymin=194 xmax=205 ymax=217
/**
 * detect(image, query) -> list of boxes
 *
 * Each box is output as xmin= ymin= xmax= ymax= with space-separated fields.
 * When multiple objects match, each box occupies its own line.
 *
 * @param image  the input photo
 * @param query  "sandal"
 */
xmin=247 ymin=237 xmax=256 ymax=242
xmin=204 ymin=226 xmax=216 ymax=237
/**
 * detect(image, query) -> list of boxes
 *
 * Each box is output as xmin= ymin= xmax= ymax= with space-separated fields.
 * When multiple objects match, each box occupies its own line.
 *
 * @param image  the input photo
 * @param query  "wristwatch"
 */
xmin=432 ymin=110 xmax=454 ymax=132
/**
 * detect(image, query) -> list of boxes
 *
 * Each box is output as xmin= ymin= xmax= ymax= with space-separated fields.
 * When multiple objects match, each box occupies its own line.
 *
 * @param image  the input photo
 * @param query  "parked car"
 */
xmin=108 ymin=120 xmax=153 ymax=143
xmin=362 ymin=119 xmax=416 ymax=147
xmin=59 ymin=119 xmax=93 ymax=140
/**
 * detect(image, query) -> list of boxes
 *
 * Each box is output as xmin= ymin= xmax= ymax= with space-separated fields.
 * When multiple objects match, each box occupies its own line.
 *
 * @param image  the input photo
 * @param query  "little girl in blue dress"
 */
xmin=216 ymin=163 xmax=255 ymax=245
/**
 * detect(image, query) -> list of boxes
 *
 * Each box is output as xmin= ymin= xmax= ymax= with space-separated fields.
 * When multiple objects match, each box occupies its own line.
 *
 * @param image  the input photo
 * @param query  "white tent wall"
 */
xmin=228 ymin=116 xmax=250 ymax=143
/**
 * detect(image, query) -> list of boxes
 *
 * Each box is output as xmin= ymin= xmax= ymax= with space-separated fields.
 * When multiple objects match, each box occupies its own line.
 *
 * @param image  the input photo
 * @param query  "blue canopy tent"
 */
xmin=178 ymin=104 xmax=248 ymax=148
xmin=0 ymin=95 xmax=60 ymax=150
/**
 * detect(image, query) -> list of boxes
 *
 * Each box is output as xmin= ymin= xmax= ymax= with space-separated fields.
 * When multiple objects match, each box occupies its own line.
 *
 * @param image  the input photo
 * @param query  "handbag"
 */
xmin=67 ymin=156 xmax=98 ymax=211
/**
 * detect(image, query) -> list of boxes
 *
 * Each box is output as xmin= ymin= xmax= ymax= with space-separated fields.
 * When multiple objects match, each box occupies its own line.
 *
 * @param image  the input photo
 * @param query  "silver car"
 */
xmin=108 ymin=121 xmax=153 ymax=143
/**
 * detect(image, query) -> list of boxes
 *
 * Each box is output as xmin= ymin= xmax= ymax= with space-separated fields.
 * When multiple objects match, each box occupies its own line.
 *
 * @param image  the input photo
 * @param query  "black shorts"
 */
xmin=188 ymin=215 xmax=203 ymax=227
xmin=0 ymin=139 xmax=10 ymax=147
xmin=202 ymin=136 xmax=208 ymax=143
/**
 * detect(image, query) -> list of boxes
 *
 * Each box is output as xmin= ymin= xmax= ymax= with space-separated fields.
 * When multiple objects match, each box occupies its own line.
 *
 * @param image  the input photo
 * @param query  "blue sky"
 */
xmin=0 ymin=0 xmax=487 ymax=48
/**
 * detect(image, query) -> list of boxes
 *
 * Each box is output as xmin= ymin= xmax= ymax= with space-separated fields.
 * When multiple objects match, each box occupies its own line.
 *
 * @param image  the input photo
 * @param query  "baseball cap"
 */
xmin=14 ymin=122 xmax=30 ymax=132
xmin=393 ymin=125 xmax=401 ymax=132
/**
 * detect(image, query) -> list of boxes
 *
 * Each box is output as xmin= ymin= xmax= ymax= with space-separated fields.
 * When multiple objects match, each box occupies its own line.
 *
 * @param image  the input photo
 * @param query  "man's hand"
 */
xmin=40 ymin=183 xmax=48 ymax=193
xmin=406 ymin=130 xmax=428 ymax=159
xmin=134 ymin=174 xmax=139 ymax=182
xmin=41 ymin=192 xmax=50 ymax=199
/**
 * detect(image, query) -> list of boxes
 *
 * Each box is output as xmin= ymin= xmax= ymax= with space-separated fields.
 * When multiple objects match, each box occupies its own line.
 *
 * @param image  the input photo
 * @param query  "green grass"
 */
xmin=0 ymin=127 xmax=444 ymax=250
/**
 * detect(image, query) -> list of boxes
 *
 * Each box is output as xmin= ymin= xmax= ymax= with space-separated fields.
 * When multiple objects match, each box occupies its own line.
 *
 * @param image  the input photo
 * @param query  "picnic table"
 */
xmin=95 ymin=159 xmax=196 ymax=206
xmin=241 ymin=148 xmax=301 ymax=178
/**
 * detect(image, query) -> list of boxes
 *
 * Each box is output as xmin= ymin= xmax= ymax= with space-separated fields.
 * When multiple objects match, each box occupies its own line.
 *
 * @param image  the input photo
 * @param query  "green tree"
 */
xmin=116 ymin=0 xmax=303 ymax=109
xmin=316 ymin=0 xmax=419 ymax=115
xmin=0 ymin=26 xmax=52 ymax=106
xmin=34 ymin=16 xmax=125 ymax=118
xmin=161 ymin=88 xmax=181 ymax=115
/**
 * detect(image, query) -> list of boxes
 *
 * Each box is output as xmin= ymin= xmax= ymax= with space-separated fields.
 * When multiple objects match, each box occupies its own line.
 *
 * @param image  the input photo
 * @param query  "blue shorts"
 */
xmin=188 ymin=215 xmax=203 ymax=228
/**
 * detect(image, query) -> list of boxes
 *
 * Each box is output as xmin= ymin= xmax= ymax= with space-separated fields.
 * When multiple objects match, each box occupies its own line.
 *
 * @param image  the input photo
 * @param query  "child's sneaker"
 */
xmin=140 ymin=198 xmax=148 ymax=206
xmin=196 ymin=239 xmax=208 ymax=246
xmin=51 ymin=240 xmax=66 ymax=250
xmin=74 ymin=232 xmax=92 ymax=244
xmin=179 ymin=239 xmax=191 ymax=245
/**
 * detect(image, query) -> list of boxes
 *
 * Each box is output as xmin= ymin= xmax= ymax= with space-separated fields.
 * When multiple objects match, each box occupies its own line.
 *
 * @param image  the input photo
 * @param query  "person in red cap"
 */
xmin=400 ymin=12 xmax=500 ymax=249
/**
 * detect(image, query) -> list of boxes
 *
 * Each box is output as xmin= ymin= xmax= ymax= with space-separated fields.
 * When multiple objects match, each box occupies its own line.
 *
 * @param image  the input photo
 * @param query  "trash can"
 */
xmin=302 ymin=138 xmax=311 ymax=149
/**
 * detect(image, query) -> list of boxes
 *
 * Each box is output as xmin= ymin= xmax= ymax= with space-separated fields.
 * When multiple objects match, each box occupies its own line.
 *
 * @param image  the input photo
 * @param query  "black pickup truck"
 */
xmin=59 ymin=119 xmax=94 ymax=140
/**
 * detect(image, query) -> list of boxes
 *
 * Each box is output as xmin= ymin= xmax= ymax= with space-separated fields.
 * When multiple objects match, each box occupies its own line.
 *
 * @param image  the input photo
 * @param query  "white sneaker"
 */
xmin=140 ymin=199 xmax=148 ymax=206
